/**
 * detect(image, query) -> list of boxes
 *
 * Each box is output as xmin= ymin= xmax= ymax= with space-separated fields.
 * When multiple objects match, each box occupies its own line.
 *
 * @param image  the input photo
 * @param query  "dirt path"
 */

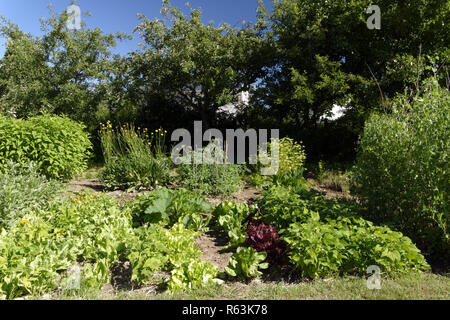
xmin=195 ymin=231 xmax=232 ymax=272
xmin=68 ymin=178 xmax=148 ymax=203
xmin=69 ymin=177 xmax=263 ymax=205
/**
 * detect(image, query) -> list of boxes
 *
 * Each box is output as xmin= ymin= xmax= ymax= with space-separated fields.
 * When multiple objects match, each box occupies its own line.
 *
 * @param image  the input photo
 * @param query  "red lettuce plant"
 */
xmin=246 ymin=219 xmax=287 ymax=265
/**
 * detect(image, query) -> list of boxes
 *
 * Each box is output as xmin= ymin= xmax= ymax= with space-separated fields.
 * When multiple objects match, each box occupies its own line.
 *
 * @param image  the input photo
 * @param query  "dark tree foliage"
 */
xmin=246 ymin=0 xmax=449 ymax=161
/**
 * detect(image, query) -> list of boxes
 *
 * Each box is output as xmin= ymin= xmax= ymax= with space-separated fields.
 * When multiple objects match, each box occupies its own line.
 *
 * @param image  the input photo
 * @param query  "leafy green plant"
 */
xmin=247 ymin=172 xmax=271 ymax=188
xmin=0 ymin=114 xmax=92 ymax=180
xmin=168 ymin=260 xmax=222 ymax=292
xmin=256 ymin=183 xmax=430 ymax=278
xmin=0 ymin=161 xmax=63 ymax=229
xmin=99 ymin=123 xmax=170 ymax=191
xmin=0 ymin=192 xmax=133 ymax=299
xmin=128 ymin=223 xmax=222 ymax=291
xmin=270 ymin=168 xmax=308 ymax=193
xmin=296 ymin=187 xmax=362 ymax=221
xmin=127 ymin=225 xmax=172 ymax=284
xmin=130 ymin=187 xmax=213 ymax=231
xmin=224 ymin=247 xmax=268 ymax=280
xmin=355 ymin=80 xmax=449 ymax=263
xmin=284 ymin=213 xmax=430 ymax=279
xmin=258 ymin=186 xmax=362 ymax=232
xmin=212 ymin=201 xmax=254 ymax=250
xmin=246 ymin=219 xmax=287 ymax=265
xmin=257 ymin=186 xmax=312 ymax=232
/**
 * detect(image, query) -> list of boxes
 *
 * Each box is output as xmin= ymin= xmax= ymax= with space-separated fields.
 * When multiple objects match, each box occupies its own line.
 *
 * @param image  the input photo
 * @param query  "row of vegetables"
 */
xmin=0 ymin=175 xmax=429 ymax=299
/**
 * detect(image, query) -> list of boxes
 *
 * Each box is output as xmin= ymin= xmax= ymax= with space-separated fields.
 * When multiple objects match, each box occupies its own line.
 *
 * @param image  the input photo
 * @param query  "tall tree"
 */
xmin=131 ymin=0 xmax=270 ymax=130
xmin=250 ymin=0 xmax=449 ymax=160
xmin=0 ymin=7 xmax=129 ymax=131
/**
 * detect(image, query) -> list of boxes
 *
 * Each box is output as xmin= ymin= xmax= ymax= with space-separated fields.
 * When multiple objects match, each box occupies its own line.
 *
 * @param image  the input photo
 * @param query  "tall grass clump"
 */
xmin=99 ymin=122 xmax=170 ymax=190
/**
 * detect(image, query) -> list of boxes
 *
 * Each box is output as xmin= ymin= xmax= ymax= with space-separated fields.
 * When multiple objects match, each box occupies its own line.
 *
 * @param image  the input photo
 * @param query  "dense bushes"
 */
xmin=99 ymin=124 xmax=170 ymax=190
xmin=0 ymin=115 xmax=92 ymax=180
xmin=0 ymin=162 xmax=62 ymax=229
xmin=355 ymin=81 xmax=449 ymax=264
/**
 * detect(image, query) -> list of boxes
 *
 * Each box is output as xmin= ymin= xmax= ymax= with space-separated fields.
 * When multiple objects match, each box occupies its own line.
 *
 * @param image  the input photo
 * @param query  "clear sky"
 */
xmin=0 ymin=0 xmax=273 ymax=57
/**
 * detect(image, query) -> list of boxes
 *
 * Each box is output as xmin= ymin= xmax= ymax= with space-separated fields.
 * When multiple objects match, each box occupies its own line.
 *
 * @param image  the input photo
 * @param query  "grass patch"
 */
xmin=306 ymin=162 xmax=353 ymax=194
xmin=36 ymin=272 xmax=449 ymax=300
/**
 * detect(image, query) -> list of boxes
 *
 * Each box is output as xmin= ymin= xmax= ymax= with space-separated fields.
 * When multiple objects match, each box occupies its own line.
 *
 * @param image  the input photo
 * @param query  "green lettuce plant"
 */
xmin=225 ymin=247 xmax=269 ymax=280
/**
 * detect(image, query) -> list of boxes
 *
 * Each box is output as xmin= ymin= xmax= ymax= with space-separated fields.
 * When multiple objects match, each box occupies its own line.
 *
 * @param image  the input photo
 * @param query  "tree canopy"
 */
xmin=247 ymin=0 xmax=449 ymax=160
xmin=0 ymin=7 xmax=128 ymax=131
xmin=0 ymin=0 xmax=448 ymax=160
xmin=129 ymin=0 xmax=270 ymax=130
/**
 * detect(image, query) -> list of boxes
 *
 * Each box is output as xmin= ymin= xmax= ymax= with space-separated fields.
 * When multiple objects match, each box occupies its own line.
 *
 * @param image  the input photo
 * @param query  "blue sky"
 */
xmin=0 ymin=0 xmax=273 ymax=57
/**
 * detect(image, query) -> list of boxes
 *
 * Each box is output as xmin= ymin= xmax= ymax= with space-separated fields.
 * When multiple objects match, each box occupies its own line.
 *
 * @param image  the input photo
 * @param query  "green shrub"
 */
xmin=99 ymin=123 xmax=170 ymax=190
xmin=354 ymin=80 xmax=449 ymax=263
xmin=0 ymin=161 xmax=62 ymax=229
xmin=0 ymin=193 xmax=133 ymax=299
xmin=130 ymin=187 xmax=213 ymax=231
xmin=0 ymin=114 xmax=92 ymax=180
xmin=177 ymin=148 xmax=244 ymax=195
xmin=258 ymin=137 xmax=306 ymax=176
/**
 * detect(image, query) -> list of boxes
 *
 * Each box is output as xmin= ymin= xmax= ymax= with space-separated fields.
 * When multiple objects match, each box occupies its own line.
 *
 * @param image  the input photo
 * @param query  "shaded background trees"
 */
xmin=126 ymin=0 xmax=270 ymax=134
xmin=0 ymin=0 xmax=448 ymax=162
xmin=247 ymin=0 xmax=449 ymax=161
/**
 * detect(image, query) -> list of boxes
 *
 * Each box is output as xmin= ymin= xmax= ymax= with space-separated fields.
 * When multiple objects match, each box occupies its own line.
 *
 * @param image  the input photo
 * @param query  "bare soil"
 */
xmin=195 ymin=231 xmax=232 ymax=272
xmin=68 ymin=178 xmax=146 ymax=204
